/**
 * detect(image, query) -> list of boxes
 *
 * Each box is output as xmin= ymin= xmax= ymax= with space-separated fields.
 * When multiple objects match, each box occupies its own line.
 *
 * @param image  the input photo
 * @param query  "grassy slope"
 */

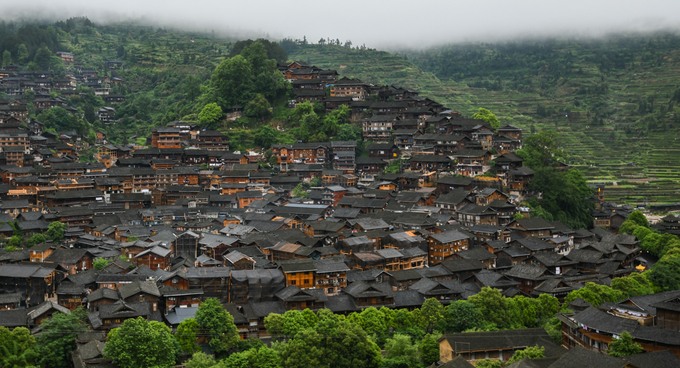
xmin=291 ymin=43 xmax=680 ymax=205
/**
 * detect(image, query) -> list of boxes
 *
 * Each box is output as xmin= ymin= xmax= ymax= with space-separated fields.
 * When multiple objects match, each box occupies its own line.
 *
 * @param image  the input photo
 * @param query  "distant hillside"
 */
xmin=4 ymin=19 xmax=680 ymax=205
xmin=290 ymin=38 xmax=680 ymax=205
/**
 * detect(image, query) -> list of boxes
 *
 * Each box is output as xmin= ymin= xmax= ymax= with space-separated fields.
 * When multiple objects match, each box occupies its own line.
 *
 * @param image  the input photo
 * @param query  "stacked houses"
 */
xmin=1 ymin=54 xmax=676 ymax=365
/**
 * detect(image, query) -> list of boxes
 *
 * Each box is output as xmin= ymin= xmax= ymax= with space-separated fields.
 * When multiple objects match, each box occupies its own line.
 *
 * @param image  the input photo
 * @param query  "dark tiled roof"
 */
xmin=440 ymin=259 xmax=485 ymax=273
xmin=546 ymin=347 xmax=627 ymax=368
xmin=622 ymin=350 xmax=680 ymax=368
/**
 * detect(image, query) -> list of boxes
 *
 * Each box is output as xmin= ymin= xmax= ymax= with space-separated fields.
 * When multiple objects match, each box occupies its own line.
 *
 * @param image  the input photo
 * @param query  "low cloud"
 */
xmin=3 ymin=0 xmax=680 ymax=49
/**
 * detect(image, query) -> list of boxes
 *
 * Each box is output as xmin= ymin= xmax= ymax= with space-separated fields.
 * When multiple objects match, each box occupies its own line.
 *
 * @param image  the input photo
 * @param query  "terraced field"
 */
xmin=291 ymin=42 xmax=680 ymax=206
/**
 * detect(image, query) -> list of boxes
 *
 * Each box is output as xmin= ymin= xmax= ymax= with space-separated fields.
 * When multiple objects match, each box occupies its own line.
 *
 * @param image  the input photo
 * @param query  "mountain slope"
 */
xmin=290 ymin=39 xmax=680 ymax=205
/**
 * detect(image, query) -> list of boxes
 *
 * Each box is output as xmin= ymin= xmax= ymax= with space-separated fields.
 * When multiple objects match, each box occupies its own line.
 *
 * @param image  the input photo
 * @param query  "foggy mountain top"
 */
xmin=3 ymin=0 xmax=680 ymax=49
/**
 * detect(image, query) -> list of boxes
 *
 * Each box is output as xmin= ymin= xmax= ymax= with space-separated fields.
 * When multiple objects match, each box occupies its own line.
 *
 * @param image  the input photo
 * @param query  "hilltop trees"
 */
xmin=229 ymin=38 xmax=288 ymax=62
xmin=206 ymin=42 xmax=286 ymax=113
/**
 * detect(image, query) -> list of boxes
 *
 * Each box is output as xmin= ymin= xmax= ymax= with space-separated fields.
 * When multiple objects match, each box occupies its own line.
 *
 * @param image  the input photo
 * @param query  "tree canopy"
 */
xmin=36 ymin=308 xmax=87 ymax=368
xmin=206 ymin=42 xmax=286 ymax=112
xmin=0 ymin=326 xmax=37 ymax=368
xmin=517 ymin=130 xmax=594 ymax=229
xmin=194 ymin=298 xmax=240 ymax=355
xmin=198 ymin=102 xmax=223 ymax=128
xmin=105 ymin=317 xmax=177 ymax=368
xmin=608 ymin=331 xmax=643 ymax=357
xmin=472 ymin=108 xmax=500 ymax=129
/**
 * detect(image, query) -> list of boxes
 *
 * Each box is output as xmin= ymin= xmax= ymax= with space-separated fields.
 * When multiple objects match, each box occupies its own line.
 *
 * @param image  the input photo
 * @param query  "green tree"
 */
xmin=544 ymin=317 xmax=563 ymax=344
xmin=2 ymin=50 xmax=11 ymax=67
xmin=176 ymin=318 xmax=199 ymax=354
xmin=508 ymin=345 xmax=545 ymax=363
xmin=436 ymin=300 xmax=485 ymax=333
xmin=527 ymin=167 xmax=595 ymax=229
xmin=310 ymin=177 xmax=323 ymax=187
xmin=244 ymin=94 xmax=272 ymax=120
xmin=254 ymin=125 xmax=278 ymax=149
xmin=516 ymin=130 xmax=564 ymax=169
xmin=419 ymin=333 xmax=441 ymax=366
xmin=221 ymin=346 xmax=283 ymax=368
xmin=532 ymin=294 xmax=560 ymax=325
xmin=382 ymin=334 xmax=419 ymax=368
xmin=475 ymin=359 xmax=502 ymax=368
xmin=632 ymin=226 xmax=653 ymax=242
xmin=33 ymin=46 xmax=52 ymax=70
xmin=357 ymin=307 xmax=387 ymax=336
xmin=565 ymin=282 xmax=624 ymax=306
xmin=23 ymin=89 xmax=35 ymax=104
xmin=0 ymin=339 xmax=37 ymax=368
xmin=36 ymin=308 xmax=87 ymax=368
xmin=384 ymin=159 xmax=402 ymax=174
xmin=185 ymin=352 xmax=217 ymax=368
xmin=183 ymin=75 xmax=202 ymax=102
xmin=292 ymin=183 xmax=308 ymax=198
xmin=281 ymin=319 xmax=381 ymax=368
xmin=472 ymin=107 xmax=500 ymax=128
xmin=8 ymin=235 xmax=21 ymax=247
xmin=337 ymin=124 xmax=357 ymax=141
xmin=198 ymin=103 xmax=223 ymax=128
xmin=264 ymin=313 xmax=285 ymax=340
xmin=280 ymin=310 xmax=313 ymax=338
xmin=648 ymin=256 xmax=680 ymax=291
xmin=93 ymin=258 xmax=110 ymax=271
xmin=608 ymin=331 xmax=643 ymax=357
xmin=46 ymin=221 xmax=66 ymax=241
xmin=194 ymin=298 xmax=239 ymax=355
xmin=298 ymin=111 xmax=321 ymax=142
xmin=322 ymin=105 xmax=351 ymax=137
xmin=83 ymin=103 xmax=96 ymax=124
xmin=0 ymin=326 xmax=37 ymax=368
xmin=468 ymin=287 xmax=512 ymax=328
xmin=611 ymin=273 xmax=653 ymax=298
xmin=105 ymin=317 xmax=177 ymax=368
xmin=628 ymin=211 xmax=649 ymax=228
xmin=420 ymin=298 xmax=444 ymax=331
xmin=17 ymin=44 xmax=29 ymax=64
xmin=619 ymin=220 xmax=640 ymax=235
xmin=208 ymin=55 xmax=254 ymax=110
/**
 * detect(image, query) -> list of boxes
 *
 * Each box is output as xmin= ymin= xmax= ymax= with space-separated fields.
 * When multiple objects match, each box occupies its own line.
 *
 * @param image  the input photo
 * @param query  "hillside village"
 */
xmin=2 ymin=45 xmax=680 ymax=368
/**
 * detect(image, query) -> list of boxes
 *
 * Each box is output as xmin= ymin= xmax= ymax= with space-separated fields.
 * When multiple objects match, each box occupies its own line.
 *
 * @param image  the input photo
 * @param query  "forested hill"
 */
xmin=289 ymin=36 xmax=680 ymax=205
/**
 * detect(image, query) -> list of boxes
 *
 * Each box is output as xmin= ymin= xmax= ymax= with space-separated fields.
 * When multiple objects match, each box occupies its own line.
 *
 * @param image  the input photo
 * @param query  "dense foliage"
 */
xmin=516 ymin=130 xmax=595 ymax=229
xmin=194 ymin=298 xmax=240 ymax=356
xmin=608 ymin=331 xmax=643 ymax=357
xmin=105 ymin=317 xmax=177 ymax=368
xmin=35 ymin=308 xmax=88 ymax=368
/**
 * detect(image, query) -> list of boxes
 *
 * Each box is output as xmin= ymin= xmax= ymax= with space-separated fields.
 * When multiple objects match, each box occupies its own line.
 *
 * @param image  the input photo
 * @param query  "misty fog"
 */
xmin=3 ymin=0 xmax=680 ymax=49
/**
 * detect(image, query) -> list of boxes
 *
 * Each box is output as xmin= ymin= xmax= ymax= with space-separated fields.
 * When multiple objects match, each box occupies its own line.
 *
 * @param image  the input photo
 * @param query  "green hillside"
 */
xmin=290 ymin=39 xmax=680 ymax=205
xmin=3 ymin=19 xmax=680 ymax=205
